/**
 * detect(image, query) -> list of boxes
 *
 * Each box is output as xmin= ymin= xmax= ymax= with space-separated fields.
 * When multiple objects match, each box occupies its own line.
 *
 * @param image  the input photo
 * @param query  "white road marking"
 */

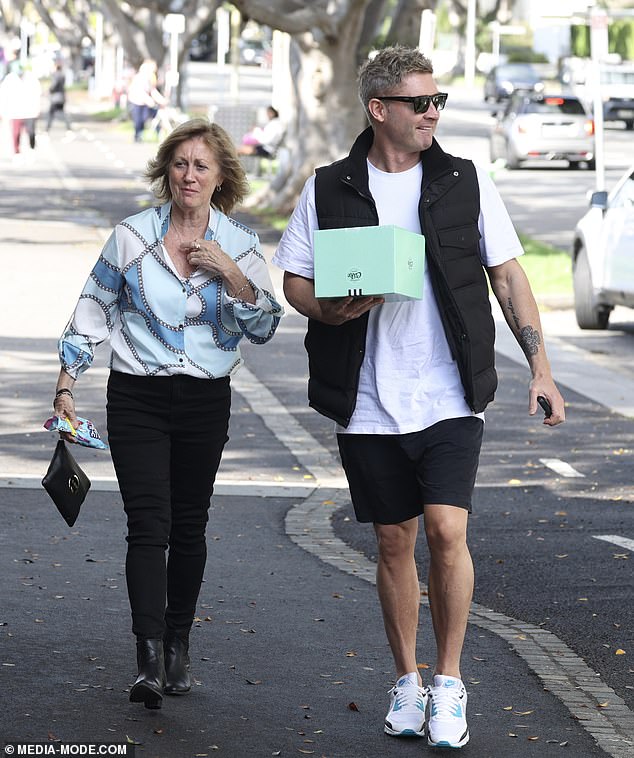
xmin=593 ymin=534 xmax=634 ymax=552
xmin=539 ymin=457 xmax=585 ymax=477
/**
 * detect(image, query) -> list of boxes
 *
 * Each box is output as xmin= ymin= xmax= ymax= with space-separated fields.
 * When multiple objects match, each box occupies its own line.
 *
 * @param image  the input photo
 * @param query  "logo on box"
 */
xmin=347 ymin=269 xmax=362 ymax=281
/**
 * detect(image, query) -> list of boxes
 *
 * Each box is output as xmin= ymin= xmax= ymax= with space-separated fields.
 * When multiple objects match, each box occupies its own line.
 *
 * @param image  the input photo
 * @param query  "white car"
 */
xmin=572 ymin=165 xmax=634 ymax=329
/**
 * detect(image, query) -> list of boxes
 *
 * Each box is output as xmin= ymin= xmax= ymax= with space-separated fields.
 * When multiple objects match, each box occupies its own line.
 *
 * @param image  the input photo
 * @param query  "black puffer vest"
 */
xmin=306 ymin=127 xmax=497 ymax=426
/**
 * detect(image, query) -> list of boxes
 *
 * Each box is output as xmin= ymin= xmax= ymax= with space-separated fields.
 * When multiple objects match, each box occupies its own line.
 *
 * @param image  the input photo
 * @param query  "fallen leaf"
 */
xmin=345 ymin=651 xmax=357 ymax=657
xmin=597 ymin=701 xmax=609 ymax=708
xmin=347 ymin=702 xmax=359 ymax=711
xmin=246 ymin=679 xmax=262 ymax=685
xmin=527 ymin=736 xmax=539 ymax=741
xmin=502 ymin=706 xmax=513 ymax=711
xmin=616 ymin=649 xmax=626 ymax=655
xmin=514 ymin=710 xmax=534 ymax=716
xmin=508 ymin=733 xmax=518 ymax=738
xmin=417 ymin=662 xmax=430 ymax=669
xmin=508 ymin=478 xmax=521 ymax=485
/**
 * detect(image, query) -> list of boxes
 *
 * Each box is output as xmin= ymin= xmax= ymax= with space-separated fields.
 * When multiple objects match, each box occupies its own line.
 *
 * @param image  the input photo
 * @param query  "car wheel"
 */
xmin=573 ymin=247 xmax=611 ymax=329
xmin=569 ymin=160 xmax=581 ymax=170
xmin=625 ymin=119 xmax=634 ymax=130
xmin=586 ymin=158 xmax=596 ymax=170
xmin=505 ymin=142 xmax=520 ymax=170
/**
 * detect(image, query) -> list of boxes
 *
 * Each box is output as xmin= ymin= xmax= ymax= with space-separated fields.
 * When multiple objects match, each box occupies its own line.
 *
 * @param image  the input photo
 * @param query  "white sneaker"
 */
xmin=427 ymin=675 xmax=469 ymax=748
xmin=384 ymin=673 xmax=427 ymax=737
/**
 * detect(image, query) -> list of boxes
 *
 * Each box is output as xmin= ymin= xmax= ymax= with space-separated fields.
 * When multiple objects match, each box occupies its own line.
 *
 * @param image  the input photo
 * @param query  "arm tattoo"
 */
xmin=519 ymin=325 xmax=541 ymax=357
xmin=505 ymin=298 xmax=541 ymax=357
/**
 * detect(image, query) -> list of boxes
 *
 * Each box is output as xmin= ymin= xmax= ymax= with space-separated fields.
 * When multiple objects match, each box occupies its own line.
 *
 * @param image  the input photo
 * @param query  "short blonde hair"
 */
xmin=145 ymin=118 xmax=249 ymax=214
xmin=358 ymin=46 xmax=434 ymax=121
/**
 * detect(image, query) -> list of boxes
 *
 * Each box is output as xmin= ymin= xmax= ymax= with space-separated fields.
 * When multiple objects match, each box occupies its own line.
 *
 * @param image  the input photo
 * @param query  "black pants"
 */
xmin=47 ymin=103 xmax=71 ymax=130
xmin=107 ymin=371 xmax=231 ymax=639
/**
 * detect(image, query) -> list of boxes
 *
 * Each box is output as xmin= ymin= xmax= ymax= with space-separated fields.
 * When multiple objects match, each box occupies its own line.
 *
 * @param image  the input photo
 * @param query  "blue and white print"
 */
xmin=60 ymin=202 xmax=283 ymax=379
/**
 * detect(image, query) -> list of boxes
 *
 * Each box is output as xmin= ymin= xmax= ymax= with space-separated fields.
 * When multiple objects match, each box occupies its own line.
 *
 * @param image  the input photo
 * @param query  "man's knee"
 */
xmin=424 ymin=505 xmax=469 ymax=555
xmin=375 ymin=518 xmax=418 ymax=562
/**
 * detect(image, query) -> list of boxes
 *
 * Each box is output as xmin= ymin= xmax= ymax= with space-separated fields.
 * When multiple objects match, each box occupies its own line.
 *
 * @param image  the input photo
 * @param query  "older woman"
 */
xmin=52 ymin=118 xmax=283 ymax=709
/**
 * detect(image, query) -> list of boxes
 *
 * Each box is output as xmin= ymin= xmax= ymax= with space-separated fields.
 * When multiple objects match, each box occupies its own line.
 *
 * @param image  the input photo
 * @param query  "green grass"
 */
xmin=517 ymin=233 xmax=572 ymax=300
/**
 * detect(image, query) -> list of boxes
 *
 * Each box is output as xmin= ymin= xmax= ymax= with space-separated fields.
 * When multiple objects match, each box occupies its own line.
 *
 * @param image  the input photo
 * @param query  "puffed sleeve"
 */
xmin=58 ymin=230 xmax=124 ymax=378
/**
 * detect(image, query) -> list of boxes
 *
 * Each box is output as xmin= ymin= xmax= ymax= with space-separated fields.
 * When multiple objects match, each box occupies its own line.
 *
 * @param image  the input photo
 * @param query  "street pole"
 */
xmin=589 ymin=6 xmax=609 ymax=192
xmin=93 ymin=12 xmax=103 ymax=98
xmin=419 ymin=9 xmax=436 ymax=56
xmin=163 ymin=14 xmax=186 ymax=104
xmin=464 ymin=0 xmax=477 ymax=87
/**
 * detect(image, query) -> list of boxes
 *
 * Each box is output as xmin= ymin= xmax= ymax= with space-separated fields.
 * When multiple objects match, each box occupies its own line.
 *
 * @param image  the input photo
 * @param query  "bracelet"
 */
xmin=230 ymin=280 xmax=252 ymax=299
xmin=54 ymin=388 xmax=73 ymax=402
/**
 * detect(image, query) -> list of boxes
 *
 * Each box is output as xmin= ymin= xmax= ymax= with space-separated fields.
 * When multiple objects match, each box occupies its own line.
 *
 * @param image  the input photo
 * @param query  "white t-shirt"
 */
xmin=272 ymin=158 xmax=523 ymax=434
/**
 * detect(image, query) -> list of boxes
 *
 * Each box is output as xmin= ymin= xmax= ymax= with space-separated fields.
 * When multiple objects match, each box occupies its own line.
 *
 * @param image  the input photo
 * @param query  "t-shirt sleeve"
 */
xmin=272 ymin=175 xmax=318 ymax=279
xmin=476 ymin=164 xmax=524 ymax=267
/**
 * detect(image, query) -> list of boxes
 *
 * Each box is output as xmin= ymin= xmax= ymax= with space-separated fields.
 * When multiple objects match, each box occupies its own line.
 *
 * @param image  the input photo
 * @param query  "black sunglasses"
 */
xmin=377 ymin=92 xmax=448 ymax=114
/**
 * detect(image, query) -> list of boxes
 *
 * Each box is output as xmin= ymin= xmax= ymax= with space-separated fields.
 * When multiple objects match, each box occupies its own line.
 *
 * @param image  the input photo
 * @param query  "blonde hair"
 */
xmin=145 ymin=118 xmax=249 ymax=214
xmin=358 ymin=46 xmax=434 ymax=121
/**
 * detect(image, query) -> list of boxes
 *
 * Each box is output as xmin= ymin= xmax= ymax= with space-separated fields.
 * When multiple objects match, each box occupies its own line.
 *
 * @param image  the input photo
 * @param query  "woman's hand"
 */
xmin=53 ymin=387 xmax=79 ymax=443
xmin=187 ymin=239 xmax=256 ymax=303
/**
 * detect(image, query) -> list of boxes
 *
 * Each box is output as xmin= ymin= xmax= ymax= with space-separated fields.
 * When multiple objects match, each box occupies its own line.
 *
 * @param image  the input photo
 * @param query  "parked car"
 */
xmin=484 ymin=63 xmax=544 ymax=102
xmin=489 ymin=93 xmax=595 ymax=170
xmin=561 ymin=58 xmax=634 ymax=130
xmin=571 ymin=165 xmax=634 ymax=329
xmin=239 ymin=38 xmax=271 ymax=67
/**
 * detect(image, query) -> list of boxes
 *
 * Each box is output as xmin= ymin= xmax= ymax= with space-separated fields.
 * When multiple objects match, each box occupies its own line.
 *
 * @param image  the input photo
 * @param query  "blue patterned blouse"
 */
xmin=59 ymin=202 xmax=283 ymax=379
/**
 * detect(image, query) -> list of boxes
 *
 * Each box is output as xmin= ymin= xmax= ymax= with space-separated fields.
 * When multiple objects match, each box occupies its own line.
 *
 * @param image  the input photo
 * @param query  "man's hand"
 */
xmin=317 ymin=295 xmax=385 ymax=325
xmin=528 ymin=382 xmax=565 ymax=426
xmin=283 ymin=272 xmax=384 ymax=323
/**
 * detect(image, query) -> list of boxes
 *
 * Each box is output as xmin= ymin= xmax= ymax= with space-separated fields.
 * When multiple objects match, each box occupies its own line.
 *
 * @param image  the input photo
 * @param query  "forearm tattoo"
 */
xmin=506 ymin=298 xmax=541 ymax=357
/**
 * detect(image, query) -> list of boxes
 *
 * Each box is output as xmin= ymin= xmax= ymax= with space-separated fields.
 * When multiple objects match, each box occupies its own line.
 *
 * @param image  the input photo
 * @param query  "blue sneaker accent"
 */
xmin=427 ymin=677 xmax=469 ymax=749
xmin=384 ymin=678 xmax=428 ymax=738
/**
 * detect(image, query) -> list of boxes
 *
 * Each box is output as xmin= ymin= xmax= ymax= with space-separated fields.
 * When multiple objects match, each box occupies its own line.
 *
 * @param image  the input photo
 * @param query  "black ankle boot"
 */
xmin=164 ymin=630 xmax=191 ymax=695
xmin=129 ymin=638 xmax=166 ymax=709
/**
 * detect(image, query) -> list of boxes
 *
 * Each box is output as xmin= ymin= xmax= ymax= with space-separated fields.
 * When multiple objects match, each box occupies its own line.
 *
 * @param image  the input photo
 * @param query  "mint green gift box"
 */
xmin=313 ymin=225 xmax=425 ymax=302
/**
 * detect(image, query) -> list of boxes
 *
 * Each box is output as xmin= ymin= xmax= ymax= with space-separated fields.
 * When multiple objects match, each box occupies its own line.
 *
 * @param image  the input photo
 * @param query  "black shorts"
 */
xmin=337 ymin=417 xmax=484 ymax=524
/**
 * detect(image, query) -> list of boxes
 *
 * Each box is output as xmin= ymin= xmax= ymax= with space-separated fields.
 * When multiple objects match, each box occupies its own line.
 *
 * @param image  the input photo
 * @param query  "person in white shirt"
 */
xmin=273 ymin=46 xmax=564 ymax=750
xmin=238 ymin=105 xmax=285 ymax=158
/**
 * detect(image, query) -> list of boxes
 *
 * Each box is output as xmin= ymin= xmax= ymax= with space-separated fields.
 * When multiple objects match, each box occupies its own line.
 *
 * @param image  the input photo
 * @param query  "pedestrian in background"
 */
xmin=0 ymin=61 xmax=41 ymax=157
xmin=19 ymin=63 xmax=41 ymax=150
xmin=47 ymin=62 xmax=72 ymax=132
xmin=51 ymin=118 xmax=283 ymax=710
xmin=273 ymin=45 xmax=564 ymax=750
xmin=238 ymin=105 xmax=285 ymax=159
xmin=127 ymin=59 xmax=167 ymax=142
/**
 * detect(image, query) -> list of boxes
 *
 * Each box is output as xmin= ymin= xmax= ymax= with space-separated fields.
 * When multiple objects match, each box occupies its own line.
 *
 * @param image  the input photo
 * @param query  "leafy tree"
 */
xmin=230 ymin=0 xmax=434 ymax=211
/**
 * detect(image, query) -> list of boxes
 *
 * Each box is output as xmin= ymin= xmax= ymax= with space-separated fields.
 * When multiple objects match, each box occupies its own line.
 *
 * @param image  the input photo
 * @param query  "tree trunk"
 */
xmin=250 ymin=20 xmax=369 ymax=213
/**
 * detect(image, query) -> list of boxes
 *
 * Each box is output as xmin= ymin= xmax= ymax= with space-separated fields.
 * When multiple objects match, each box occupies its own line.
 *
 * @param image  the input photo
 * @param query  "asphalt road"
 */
xmin=0 ymin=102 xmax=633 ymax=757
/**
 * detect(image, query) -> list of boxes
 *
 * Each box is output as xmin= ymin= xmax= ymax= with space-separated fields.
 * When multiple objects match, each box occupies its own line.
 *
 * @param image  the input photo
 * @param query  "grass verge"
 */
xmin=517 ymin=233 xmax=572 ymax=301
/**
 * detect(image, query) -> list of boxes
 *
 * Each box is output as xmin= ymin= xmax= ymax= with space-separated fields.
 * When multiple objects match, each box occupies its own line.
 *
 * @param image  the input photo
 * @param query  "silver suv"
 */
xmin=490 ymin=93 xmax=595 ymax=170
xmin=571 ymin=165 xmax=634 ymax=329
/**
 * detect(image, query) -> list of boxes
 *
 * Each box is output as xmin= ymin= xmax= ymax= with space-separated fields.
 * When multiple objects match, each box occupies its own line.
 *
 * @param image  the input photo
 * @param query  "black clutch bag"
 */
xmin=41 ymin=439 xmax=91 ymax=527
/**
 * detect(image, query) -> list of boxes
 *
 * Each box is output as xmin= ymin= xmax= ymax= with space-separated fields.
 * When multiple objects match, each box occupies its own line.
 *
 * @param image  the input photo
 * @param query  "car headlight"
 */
xmin=534 ymin=82 xmax=545 ymax=92
xmin=501 ymin=80 xmax=513 ymax=93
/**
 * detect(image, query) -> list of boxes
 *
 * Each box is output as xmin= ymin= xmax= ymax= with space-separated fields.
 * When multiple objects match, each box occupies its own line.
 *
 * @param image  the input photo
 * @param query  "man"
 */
xmin=272 ymin=46 xmax=564 ymax=750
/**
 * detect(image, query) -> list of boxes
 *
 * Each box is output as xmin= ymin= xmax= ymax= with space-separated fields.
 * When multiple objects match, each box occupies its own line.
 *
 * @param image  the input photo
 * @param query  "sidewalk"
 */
xmin=1 ymin=108 xmax=632 ymax=758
